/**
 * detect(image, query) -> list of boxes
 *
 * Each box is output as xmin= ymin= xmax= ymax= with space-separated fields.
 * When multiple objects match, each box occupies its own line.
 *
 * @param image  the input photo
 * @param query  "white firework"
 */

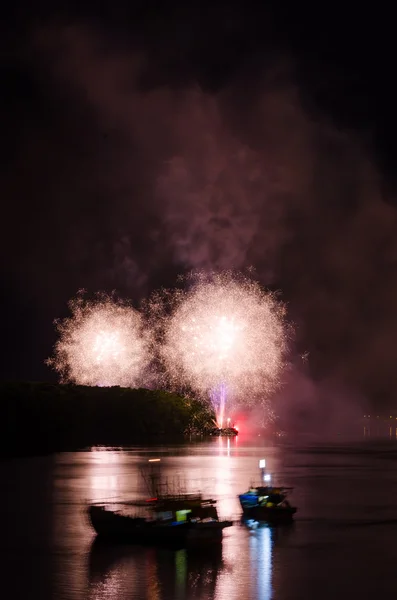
xmin=149 ymin=272 xmax=290 ymax=425
xmin=48 ymin=293 xmax=152 ymax=388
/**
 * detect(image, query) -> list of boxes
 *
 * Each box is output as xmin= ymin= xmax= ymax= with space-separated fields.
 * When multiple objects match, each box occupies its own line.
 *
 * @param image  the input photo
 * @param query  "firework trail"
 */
xmin=149 ymin=272 xmax=289 ymax=426
xmin=210 ymin=382 xmax=227 ymax=430
xmin=47 ymin=293 xmax=152 ymax=387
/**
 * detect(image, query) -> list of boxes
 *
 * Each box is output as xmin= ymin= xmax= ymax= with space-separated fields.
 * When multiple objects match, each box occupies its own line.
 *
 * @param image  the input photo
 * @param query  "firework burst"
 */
xmin=47 ymin=293 xmax=152 ymax=387
xmin=149 ymin=272 xmax=290 ymax=426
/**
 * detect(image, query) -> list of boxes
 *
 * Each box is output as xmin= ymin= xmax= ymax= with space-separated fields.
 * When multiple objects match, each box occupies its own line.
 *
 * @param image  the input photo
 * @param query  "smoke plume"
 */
xmin=3 ymin=13 xmax=397 ymax=416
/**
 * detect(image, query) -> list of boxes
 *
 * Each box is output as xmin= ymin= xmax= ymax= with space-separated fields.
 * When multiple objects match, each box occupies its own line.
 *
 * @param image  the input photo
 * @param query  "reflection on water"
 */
xmin=4 ymin=440 xmax=397 ymax=599
xmin=88 ymin=539 xmax=225 ymax=600
xmin=90 ymin=449 xmax=122 ymax=502
xmin=249 ymin=527 xmax=272 ymax=600
xmin=82 ymin=444 xmax=277 ymax=599
xmin=217 ymin=436 xmax=238 ymax=457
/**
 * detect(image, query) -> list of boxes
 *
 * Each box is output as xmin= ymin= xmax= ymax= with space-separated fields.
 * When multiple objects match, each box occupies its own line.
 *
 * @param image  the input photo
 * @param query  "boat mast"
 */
xmin=259 ymin=458 xmax=272 ymax=485
xmin=141 ymin=458 xmax=162 ymax=498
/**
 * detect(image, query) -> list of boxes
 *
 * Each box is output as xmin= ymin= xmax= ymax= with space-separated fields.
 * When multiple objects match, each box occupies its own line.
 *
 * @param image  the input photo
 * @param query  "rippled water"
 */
xmin=2 ymin=436 xmax=397 ymax=599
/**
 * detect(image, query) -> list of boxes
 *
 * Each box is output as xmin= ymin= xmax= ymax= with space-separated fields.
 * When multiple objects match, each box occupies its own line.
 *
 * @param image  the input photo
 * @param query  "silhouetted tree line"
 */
xmin=0 ymin=382 xmax=215 ymax=456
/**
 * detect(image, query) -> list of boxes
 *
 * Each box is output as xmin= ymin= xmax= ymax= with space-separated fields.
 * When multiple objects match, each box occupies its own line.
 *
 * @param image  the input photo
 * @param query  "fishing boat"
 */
xmin=87 ymin=460 xmax=233 ymax=546
xmin=238 ymin=459 xmax=297 ymax=524
xmin=239 ymin=486 xmax=296 ymax=523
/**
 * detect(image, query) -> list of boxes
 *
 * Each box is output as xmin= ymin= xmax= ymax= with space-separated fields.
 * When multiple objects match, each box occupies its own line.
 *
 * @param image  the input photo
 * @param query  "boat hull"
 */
xmin=88 ymin=505 xmax=232 ymax=547
xmin=238 ymin=490 xmax=297 ymax=524
xmin=241 ymin=505 xmax=296 ymax=524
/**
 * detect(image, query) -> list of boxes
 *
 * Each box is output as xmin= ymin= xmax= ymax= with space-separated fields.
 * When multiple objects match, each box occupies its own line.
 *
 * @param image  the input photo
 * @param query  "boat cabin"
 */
xmin=152 ymin=497 xmax=219 ymax=524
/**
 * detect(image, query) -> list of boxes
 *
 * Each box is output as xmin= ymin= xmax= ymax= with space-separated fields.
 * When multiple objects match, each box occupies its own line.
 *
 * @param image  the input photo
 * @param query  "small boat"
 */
xmin=87 ymin=460 xmax=233 ymax=546
xmin=238 ymin=486 xmax=296 ymax=523
xmin=88 ymin=494 xmax=233 ymax=546
xmin=209 ymin=427 xmax=238 ymax=437
xmin=238 ymin=459 xmax=297 ymax=523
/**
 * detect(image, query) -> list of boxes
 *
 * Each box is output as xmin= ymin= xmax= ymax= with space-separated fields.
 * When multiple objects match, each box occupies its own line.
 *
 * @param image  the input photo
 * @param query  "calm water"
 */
xmin=2 ymin=436 xmax=397 ymax=599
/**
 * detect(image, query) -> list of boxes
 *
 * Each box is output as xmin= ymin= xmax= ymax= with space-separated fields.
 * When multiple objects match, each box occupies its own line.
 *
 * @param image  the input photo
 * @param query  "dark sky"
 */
xmin=2 ymin=2 xmax=397 ymax=409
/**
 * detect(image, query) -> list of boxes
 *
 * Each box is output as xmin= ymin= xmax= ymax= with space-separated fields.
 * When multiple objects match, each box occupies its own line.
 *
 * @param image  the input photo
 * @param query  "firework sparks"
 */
xmin=47 ymin=293 xmax=152 ymax=387
xmin=150 ymin=272 xmax=289 ymax=426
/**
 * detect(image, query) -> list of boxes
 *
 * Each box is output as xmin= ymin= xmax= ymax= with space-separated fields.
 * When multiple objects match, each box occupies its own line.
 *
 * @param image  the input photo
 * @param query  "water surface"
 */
xmin=2 ymin=436 xmax=397 ymax=599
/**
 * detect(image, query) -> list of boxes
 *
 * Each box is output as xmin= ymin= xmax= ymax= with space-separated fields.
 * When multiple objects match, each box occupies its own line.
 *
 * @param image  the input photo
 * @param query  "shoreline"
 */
xmin=1 ymin=381 xmax=215 ymax=458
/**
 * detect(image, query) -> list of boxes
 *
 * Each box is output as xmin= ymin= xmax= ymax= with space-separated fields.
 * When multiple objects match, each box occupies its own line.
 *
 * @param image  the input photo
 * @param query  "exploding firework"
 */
xmin=150 ymin=272 xmax=289 ymax=426
xmin=47 ymin=293 xmax=152 ymax=387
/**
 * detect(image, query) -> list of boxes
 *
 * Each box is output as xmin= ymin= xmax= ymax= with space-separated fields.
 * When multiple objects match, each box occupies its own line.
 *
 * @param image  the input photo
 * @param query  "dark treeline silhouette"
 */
xmin=1 ymin=382 xmax=214 ymax=457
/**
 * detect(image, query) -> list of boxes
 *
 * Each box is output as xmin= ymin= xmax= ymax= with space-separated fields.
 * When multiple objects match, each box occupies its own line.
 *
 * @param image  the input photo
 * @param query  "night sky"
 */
xmin=2 ymin=3 xmax=397 ymax=410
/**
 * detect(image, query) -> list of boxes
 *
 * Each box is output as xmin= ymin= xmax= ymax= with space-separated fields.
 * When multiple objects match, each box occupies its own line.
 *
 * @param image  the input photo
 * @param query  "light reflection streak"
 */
xmin=250 ymin=527 xmax=272 ymax=600
xmin=89 ymin=450 xmax=122 ymax=503
xmin=175 ymin=549 xmax=187 ymax=600
xmin=87 ymin=543 xmax=145 ymax=600
xmin=146 ymin=549 xmax=160 ymax=600
xmin=212 ymin=437 xmax=235 ymax=521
